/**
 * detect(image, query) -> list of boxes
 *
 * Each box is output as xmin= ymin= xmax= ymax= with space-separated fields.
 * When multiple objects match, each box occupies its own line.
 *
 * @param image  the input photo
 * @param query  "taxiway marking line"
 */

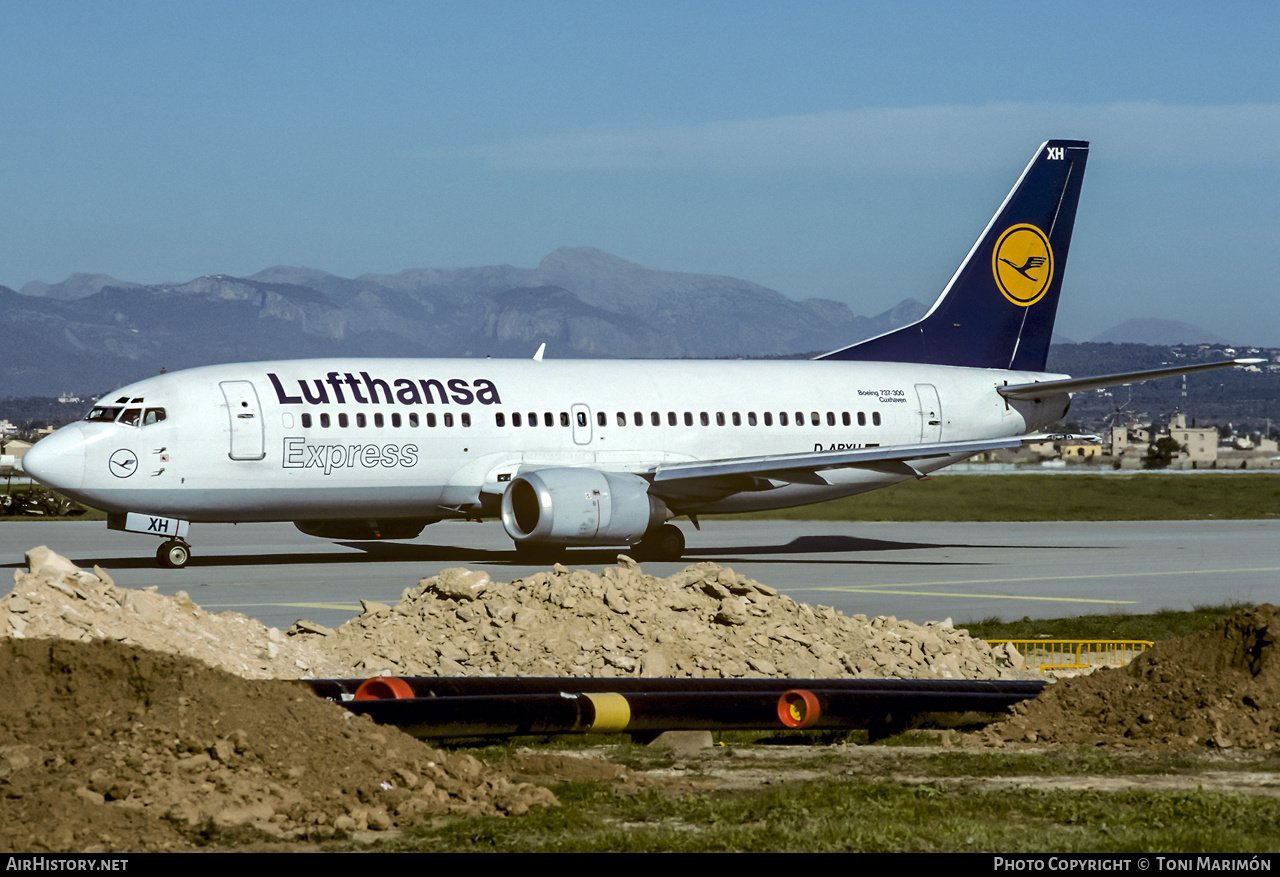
xmin=791 ymin=565 xmax=1280 ymax=604
xmin=200 ymin=601 xmax=364 ymax=611
xmin=801 ymin=565 xmax=1280 ymax=592
xmin=800 ymin=589 xmax=1137 ymax=604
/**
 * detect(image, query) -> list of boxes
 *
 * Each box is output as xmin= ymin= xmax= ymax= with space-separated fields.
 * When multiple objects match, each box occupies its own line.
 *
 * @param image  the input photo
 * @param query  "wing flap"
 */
xmin=651 ymin=437 xmax=1023 ymax=484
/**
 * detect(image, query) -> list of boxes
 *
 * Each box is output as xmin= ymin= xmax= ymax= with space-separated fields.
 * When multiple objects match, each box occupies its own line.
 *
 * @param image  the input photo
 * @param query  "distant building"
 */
xmin=1108 ymin=413 xmax=1218 ymax=469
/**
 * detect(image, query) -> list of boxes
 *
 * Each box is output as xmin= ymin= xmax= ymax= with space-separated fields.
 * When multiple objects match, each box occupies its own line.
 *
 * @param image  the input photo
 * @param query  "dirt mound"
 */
xmin=297 ymin=558 xmax=1029 ymax=681
xmin=990 ymin=604 xmax=1280 ymax=749
xmin=0 ymin=637 xmax=556 ymax=853
xmin=2 ymin=547 xmax=1030 ymax=683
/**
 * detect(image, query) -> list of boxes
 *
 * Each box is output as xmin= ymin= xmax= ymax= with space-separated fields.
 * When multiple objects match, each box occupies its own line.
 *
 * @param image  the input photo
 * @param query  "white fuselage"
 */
xmin=29 ymin=357 xmax=1068 ymax=523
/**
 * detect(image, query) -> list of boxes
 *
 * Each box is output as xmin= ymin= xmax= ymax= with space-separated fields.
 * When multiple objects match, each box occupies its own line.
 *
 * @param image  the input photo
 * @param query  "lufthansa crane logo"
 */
xmin=108 ymin=449 xmax=138 ymax=478
xmin=992 ymin=223 xmax=1054 ymax=307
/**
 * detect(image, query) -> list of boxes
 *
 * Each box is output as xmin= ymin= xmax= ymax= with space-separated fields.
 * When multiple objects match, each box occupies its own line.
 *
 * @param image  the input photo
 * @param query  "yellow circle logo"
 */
xmin=992 ymin=224 xmax=1053 ymax=307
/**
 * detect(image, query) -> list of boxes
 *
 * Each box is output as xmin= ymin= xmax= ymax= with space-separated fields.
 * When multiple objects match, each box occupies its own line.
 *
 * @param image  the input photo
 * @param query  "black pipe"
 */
xmin=307 ymin=676 xmax=1045 ymax=701
xmin=320 ymin=679 xmax=1046 ymax=738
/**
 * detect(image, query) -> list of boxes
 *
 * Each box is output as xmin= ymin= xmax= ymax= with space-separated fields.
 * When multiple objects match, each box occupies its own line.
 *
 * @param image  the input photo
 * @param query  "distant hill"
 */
xmin=1046 ymin=341 xmax=1279 ymax=433
xmin=1090 ymin=318 xmax=1229 ymax=346
xmin=19 ymin=273 xmax=142 ymax=300
xmin=2 ymin=249 xmax=929 ymax=397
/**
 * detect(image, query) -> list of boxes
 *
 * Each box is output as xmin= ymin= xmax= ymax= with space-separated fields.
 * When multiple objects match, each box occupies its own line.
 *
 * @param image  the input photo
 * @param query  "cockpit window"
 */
xmin=119 ymin=408 xmax=142 ymax=427
xmin=85 ymin=406 xmax=124 ymax=422
xmin=143 ymin=408 xmax=167 ymax=425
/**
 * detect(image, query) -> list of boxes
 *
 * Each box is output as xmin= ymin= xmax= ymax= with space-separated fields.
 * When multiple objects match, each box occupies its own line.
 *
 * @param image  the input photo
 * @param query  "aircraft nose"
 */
xmin=22 ymin=424 xmax=87 ymax=490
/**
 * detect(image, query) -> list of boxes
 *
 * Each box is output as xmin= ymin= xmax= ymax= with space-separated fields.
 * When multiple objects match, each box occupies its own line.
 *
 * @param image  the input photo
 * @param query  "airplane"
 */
xmin=22 ymin=139 xmax=1261 ymax=569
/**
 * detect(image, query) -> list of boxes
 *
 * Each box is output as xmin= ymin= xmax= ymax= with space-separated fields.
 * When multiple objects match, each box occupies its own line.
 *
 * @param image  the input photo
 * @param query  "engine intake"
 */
xmin=501 ymin=468 xmax=664 ymax=545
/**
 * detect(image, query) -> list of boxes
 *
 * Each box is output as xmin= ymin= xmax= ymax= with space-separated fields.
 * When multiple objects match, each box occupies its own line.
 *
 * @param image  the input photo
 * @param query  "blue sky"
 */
xmin=4 ymin=1 xmax=1279 ymax=345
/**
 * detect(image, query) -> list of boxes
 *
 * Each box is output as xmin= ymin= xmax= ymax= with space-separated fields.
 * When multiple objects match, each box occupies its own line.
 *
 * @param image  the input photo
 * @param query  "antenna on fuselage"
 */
xmin=532 ymin=343 xmax=546 ymax=362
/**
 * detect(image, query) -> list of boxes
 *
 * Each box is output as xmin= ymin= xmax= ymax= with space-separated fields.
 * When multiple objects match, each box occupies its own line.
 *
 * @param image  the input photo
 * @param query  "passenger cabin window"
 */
xmin=597 ymin=412 xmax=606 ymax=427
xmin=444 ymin=413 xmax=454 ymax=427
xmin=872 ymin=412 xmax=882 ymax=426
xmin=461 ymin=413 xmax=471 ymax=427
xmin=427 ymin=413 xmax=437 ymax=427
xmin=732 ymin=412 xmax=741 ymax=426
xmin=779 ymin=412 xmax=788 ymax=426
xmin=356 ymin=413 xmax=367 ymax=428
xmin=338 ymin=413 xmax=349 ymax=428
xmin=301 ymin=413 xmax=312 ymax=429
xmin=684 ymin=412 xmax=693 ymax=426
xmin=617 ymin=412 xmax=626 ymax=426
xmin=408 ymin=413 xmax=419 ymax=427
xmin=496 ymin=413 xmax=506 ymax=427
xmin=651 ymin=412 xmax=660 ymax=426
xmin=857 ymin=412 xmax=866 ymax=426
xmin=320 ymin=413 xmax=331 ymax=428
xmin=577 ymin=412 xmax=588 ymax=427
xmin=392 ymin=413 xmax=401 ymax=428
xmin=764 ymin=412 xmax=773 ymax=426
xmin=634 ymin=412 xmax=642 ymax=426
xmin=513 ymin=412 xmax=522 ymax=427
xmin=374 ymin=413 xmax=384 ymax=428
xmin=544 ymin=412 xmax=553 ymax=427
xmin=560 ymin=412 xmax=570 ymax=427
xmin=668 ymin=412 xmax=677 ymax=426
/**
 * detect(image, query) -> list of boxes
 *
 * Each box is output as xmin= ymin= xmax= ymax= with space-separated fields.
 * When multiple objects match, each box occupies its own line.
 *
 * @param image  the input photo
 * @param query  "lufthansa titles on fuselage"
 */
xmin=268 ymin=371 xmax=501 ymax=407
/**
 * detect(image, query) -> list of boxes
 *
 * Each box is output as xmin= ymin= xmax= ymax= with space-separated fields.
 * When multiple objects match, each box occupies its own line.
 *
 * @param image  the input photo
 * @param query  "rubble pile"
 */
xmin=1 ymin=547 xmax=1028 ymax=683
xmin=989 ymin=604 xmax=1280 ymax=749
xmin=297 ymin=558 xmax=1030 ymax=681
xmin=1 ymin=546 xmax=349 ymax=679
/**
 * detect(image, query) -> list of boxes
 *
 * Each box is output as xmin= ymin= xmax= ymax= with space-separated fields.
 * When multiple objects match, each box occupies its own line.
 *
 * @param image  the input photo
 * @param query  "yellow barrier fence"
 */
xmin=985 ymin=640 xmax=1154 ymax=673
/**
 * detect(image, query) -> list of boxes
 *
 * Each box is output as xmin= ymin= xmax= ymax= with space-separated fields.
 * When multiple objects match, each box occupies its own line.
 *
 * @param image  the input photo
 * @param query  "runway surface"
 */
xmin=2 ymin=519 xmax=1277 ymax=630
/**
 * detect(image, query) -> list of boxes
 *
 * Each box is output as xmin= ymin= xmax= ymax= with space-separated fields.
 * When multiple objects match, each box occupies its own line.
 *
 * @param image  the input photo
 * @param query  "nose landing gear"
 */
xmin=107 ymin=512 xmax=194 ymax=569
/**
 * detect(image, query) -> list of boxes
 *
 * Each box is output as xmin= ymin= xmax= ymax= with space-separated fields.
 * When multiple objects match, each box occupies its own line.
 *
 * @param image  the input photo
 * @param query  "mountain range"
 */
xmin=2 ymin=247 xmax=1231 ymax=398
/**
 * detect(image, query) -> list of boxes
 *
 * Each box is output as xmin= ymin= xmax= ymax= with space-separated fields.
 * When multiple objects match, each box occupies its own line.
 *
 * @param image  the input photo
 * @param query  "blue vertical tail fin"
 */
xmin=819 ymin=139 xmax=1089 ymax=371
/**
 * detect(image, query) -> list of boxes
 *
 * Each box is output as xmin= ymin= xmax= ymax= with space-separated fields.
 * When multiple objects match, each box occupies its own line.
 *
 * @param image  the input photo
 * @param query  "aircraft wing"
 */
xmin=651 ymin=436 xmax=1028 ymax=485
xmin=998 ymin=358 xmax=1262 ymax=400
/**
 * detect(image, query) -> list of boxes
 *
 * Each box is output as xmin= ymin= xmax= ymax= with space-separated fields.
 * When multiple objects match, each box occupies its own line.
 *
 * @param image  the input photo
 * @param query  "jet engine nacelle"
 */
xmin=500 ymin=468 xmax=665 ymax=545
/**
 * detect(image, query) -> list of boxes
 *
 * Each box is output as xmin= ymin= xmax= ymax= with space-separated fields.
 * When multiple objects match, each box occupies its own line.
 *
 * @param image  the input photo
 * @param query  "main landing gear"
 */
xmin=156 ymin=539 xmax=191 ymax=569
xmin=630 ymin=523 xmax=685 ymax=562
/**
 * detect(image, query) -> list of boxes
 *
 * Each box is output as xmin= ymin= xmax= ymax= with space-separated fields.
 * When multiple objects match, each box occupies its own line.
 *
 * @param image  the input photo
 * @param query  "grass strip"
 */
xmin=389 ymin=779 xmax=1280 ymax=853
xmin=711 ymin=473 xmax=1280 ymax=522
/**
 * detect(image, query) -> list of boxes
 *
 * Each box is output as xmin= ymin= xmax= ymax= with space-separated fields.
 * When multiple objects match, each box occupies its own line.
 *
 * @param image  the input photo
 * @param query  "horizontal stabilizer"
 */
xmin=998 ymin=359 xmax=1261 ymax=400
